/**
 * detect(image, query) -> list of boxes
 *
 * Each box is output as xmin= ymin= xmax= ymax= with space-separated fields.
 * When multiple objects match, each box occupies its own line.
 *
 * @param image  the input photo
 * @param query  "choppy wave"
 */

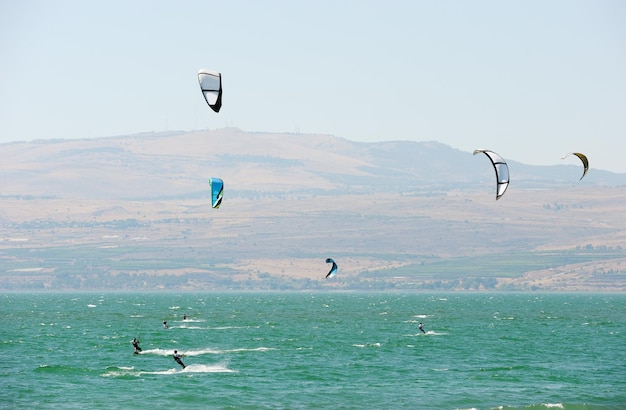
xmin=170 ymin=324 xmax=204 ymax=330
xmin=352 ymin=342 xmax=381 ymax=348
xmin=140 ymin=347 xmax=275 ymax=356
xmin=4 ymin=293 xmax=625 ymax=409
xmin=495 ymin=403 xmax=571 ymax=409
xmin=101 ymin=362 xmax=236 ymax=377
xmin=167 ymin=323 xmax=261 ymax=330
xmin=405 ymin=330 xmax=446 ymax=337
xmin=209 ymin=325 xmax=261 ymax=330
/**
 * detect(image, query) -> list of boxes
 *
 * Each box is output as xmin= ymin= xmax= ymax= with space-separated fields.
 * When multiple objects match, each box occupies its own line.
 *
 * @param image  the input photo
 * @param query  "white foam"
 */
xmin=352 ymin=342 xmax=381 ymax=348
xmin=101 ymin=363 xmax=236 ymax=377
xmin=407 ymin=330 xmax=445 ymax=336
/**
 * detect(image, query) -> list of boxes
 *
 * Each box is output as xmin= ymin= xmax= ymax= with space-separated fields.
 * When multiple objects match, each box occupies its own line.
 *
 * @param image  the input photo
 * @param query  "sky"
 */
xmin=1 ymin=0 xmax=625 ymax=172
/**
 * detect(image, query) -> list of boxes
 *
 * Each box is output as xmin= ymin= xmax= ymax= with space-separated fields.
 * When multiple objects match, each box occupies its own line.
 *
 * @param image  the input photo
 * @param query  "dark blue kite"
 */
xmin=325 ymin=258 xmax=337 ymax=279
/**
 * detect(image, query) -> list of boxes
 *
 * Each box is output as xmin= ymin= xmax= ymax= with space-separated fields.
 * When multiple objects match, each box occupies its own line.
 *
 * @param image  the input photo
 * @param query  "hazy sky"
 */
xmin=1 ymin=0 xmax=625 ymax=172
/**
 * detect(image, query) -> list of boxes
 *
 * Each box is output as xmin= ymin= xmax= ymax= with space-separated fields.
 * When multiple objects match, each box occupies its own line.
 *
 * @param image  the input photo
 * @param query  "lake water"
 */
xmin=2 ymin=292 xmax=625 ymax=409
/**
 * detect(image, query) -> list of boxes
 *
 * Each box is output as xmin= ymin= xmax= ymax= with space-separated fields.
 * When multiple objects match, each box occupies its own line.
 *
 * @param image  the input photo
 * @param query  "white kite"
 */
xmin=473 ymin=149 xmax=510 ymax=200
xmin=198 ymin=69 xmax=222 ymax=113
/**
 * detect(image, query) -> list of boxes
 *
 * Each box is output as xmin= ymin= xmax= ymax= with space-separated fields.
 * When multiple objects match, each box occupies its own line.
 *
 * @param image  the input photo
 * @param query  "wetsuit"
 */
xmin=173 ymin=352 xmax=185 ymax=369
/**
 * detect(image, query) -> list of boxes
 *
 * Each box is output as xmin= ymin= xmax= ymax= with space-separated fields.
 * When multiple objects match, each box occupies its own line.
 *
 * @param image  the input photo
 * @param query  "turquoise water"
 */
xmin=1 ymin=292 xmax=625 ymax=409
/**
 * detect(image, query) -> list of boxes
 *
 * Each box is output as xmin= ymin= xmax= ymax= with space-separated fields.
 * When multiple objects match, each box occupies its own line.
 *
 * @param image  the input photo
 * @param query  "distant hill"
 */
xmin=2 ymin=128 xmax=625 ymax=200
xmin=1 ymin=129 xmax=625 ymax=291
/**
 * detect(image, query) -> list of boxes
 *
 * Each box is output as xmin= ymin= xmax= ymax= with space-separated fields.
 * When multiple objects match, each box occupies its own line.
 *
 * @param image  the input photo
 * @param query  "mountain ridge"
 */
xmin=2 ymin=128 xmax=624 ymax=200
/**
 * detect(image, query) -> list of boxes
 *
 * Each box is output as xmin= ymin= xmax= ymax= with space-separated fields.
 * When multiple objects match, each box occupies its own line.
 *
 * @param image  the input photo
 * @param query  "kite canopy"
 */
xmin=562 ymin=152 xmax=589 ymax=180
xmin=198 ymin=69 xmax=222 ymax=113
xmin=208 ymin=177 xmax=224 ymax=209
xmin=473 ymin=149 xmax=510 ymax=200
xmin=325 ymin=258 xmax=337 ymax=279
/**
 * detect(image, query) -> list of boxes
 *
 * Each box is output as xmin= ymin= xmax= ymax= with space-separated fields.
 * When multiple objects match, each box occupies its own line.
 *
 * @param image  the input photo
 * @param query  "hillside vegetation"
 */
xmin=2 ymin=129 xmax=625 ymax=291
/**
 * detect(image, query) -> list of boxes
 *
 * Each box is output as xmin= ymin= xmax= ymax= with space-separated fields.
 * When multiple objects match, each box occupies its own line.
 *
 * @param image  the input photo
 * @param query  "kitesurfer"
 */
xmin=163 ymin=320 xmax=168 ymax=329
xmin=131 ymin=338 xmax=142 ymax=354
xmin=173 ymin=350 xmax=186 ymax=369
xmin=183 ymin=314 xmax=187 ymax=320
xmin=418 ymin=323 xmax=426 ymax=334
